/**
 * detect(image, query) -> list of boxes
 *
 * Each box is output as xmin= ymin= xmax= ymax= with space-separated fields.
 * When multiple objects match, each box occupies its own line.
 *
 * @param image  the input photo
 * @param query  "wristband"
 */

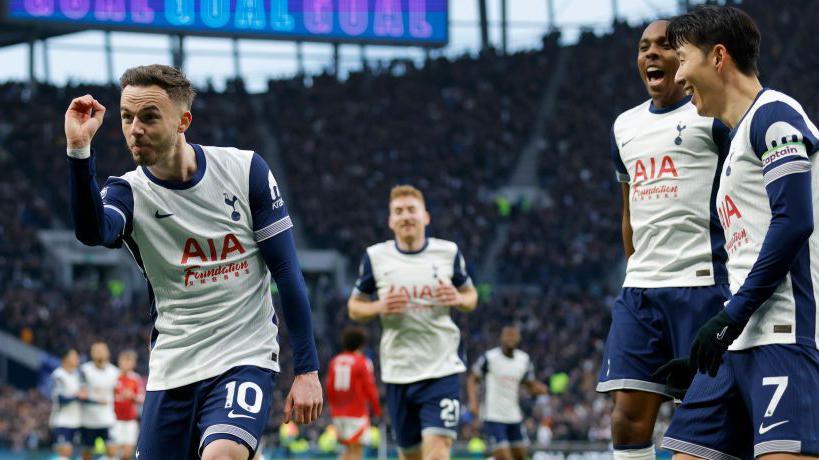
xmin=67 ymin=145 xmax=91 ymax=159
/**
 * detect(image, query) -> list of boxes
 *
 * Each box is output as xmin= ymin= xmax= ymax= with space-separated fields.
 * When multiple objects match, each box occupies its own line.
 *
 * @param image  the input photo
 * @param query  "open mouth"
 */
xmin=646 ymin=66 xmax=665 ymax=84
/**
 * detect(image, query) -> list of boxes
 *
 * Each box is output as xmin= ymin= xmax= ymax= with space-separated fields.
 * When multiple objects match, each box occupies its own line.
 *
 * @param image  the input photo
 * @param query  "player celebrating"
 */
xmin=467 ymin=325 xmax=548 ymax=460
xmin=347 ymin=185 xmax=478 ymax=460
xmin=49 ymin=348 xmax=85 ymax=460
xmin=658 ymin=6 xmax=819 ymax=458
xmin=79 ymin=342 xmax=120 ymax=460
xmin=111 ymin=350 xmax=144 ymax=460
xmin=64 ymin=64 xmax=322 ymax=460
xmin=595 ymin=19 xmax=732 ymax=460
xmin=326 ymin=326 xmax=381 ymax=460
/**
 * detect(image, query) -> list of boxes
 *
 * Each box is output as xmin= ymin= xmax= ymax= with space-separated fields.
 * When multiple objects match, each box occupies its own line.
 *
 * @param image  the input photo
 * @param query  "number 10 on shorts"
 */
xmin=225 ymin=381 xmax=263 ymax=414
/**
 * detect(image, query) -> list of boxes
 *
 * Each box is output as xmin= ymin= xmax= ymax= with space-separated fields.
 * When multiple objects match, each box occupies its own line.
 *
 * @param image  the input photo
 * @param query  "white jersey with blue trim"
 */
xmin=353 ymin=238 xmax=472 ymax=384
xmin=718 ymin=89 xmax=819 ymax=351
xmin=101 ymin=145 xmax=291 ymax=390
xmin=79 ymin=362 xmax=119 ymax=429
xmin=49 ymin=366 xmax=82 ymax=428
xmin=471 ymin=347 xmax=534 ymax=424
xmin=611 ymin=97 xmax=729 ymax=288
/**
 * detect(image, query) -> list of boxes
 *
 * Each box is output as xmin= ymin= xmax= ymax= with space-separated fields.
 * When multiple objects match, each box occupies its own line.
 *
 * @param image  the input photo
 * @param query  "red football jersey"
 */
xmin=326 ymin=352 xmax=381 ymax=418
xmin=114 ymin=371 xmax=145 ymax=421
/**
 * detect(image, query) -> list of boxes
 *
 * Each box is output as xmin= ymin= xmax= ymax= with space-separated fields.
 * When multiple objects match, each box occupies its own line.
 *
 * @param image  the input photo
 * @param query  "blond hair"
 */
xmin=389 ymin=185 xmax=425 ymax=206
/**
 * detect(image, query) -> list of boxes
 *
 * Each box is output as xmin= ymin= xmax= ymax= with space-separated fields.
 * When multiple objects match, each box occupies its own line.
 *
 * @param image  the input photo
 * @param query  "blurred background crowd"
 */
xmin=0 ymin=0 xmax=817 ymax=452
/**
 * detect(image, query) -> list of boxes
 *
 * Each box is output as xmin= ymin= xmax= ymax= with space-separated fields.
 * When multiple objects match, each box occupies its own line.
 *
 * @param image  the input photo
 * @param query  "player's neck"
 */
xmin=501 ymin=347 xmax=515 ymax=357
xmin=719 ymin=73 xmax=763 ymax=129
xmin=396 ymin=235 xmax=426 ymax=253
xmin=650 ymin=89 xmax=687 ymax=110
xmin=145 ymin=135 xmax=197 ymax=182
xmin=93 ymin=361 xmax=106 ymax=369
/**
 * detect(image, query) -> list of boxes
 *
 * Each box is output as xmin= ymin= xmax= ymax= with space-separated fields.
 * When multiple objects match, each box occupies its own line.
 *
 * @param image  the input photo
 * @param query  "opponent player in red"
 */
xmin=326 ymin=326 xmax=381 ymax=460
xmin=111 ymin=350 xmax=144 ymax=460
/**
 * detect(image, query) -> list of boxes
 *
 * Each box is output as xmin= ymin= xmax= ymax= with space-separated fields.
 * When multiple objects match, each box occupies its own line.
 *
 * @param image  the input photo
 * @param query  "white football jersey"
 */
xmin=353 ymin=238 xmax=472 ymax=384
xmin=716 ymin=89 xmax=819 ymax=350
xmin=612 ymin=97 xmax=728 ymax=288
xmin=49 ymin=366 xmax=82 ymax=429
xmin=471 ymin=347 xmax=534 ymax=423
xmin=102 ymin=145 xmax=287 ymax=390
xmin=79 ymin=362 xmax=119 ymax=428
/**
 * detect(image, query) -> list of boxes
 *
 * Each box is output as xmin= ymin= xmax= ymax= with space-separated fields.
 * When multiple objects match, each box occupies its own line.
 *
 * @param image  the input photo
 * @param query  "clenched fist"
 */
xmin=65 ymin=94 xmax=106 ymax=149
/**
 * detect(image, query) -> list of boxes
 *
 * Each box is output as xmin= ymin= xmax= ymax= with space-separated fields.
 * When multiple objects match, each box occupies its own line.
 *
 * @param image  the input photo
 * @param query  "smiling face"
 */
xmin=120 ymin=84 xmax=190 ymax=166
xmin=388 ymin=195 xmax=430 ymax=245
xmin=637 ymin=20 xmax=684 ymax=102
xmin=674 ymin=42 xmax=725 ymax=117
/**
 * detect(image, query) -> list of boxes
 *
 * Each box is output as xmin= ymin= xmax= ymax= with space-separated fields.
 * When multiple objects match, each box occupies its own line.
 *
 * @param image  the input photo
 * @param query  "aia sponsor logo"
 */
xmin=181 ymin=234 xmax=246 ymax=264
xmin=180 ymin=234 xmax=251 ymax=286
xmin=718 ymin=195 xmax=749 ymax=254
xmin=632 ymin=155 xmax=679 ymax=183
xmin=388 ymin=284 xmax=437 ymax=310
xmin=631 ymin=155 xmax=680 ymax=201
xmin=717 ymin=195 xmax=742 ymax=229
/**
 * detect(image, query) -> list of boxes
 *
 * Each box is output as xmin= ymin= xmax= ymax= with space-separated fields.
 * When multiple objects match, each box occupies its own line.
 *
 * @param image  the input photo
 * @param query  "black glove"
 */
xmin=652 ymin=358 xmax=696 ymax=400
xmin=690 ymin=310 xmax=744 ymax=377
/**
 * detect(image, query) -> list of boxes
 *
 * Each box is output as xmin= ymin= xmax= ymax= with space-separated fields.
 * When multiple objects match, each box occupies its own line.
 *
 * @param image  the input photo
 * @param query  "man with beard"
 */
xmin=64 ymin=64 xmax=322 ymax=460
xmin=595 ymin=20 xmax=731 ymax=460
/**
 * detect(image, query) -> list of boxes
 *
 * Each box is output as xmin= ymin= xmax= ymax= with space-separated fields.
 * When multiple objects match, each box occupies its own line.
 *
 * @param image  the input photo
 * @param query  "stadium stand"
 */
xmin=1 ymin=0 xmax=817 ymax=452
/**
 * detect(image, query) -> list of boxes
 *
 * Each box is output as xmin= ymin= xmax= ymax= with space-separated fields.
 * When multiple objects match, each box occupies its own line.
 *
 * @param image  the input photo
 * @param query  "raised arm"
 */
xmin=65 ymin=95 xmax=132 ymax=247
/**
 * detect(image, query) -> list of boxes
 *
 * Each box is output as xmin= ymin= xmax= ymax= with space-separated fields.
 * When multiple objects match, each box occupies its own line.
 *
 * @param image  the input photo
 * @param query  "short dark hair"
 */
xmin=119 ymin=64 xmax=196 ymax=109
xmin=341 ymin=326 xmax=367 ymax=352
xmin=61 ymin=348 xmax=77 ymax=359
xmin=667 ymin=5 xmax=760 ymax=76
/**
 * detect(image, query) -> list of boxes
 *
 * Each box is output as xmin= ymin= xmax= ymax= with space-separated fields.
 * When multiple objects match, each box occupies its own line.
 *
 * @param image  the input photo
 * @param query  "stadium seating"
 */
xmin=1 ymin=0 xmax=817 ymax=450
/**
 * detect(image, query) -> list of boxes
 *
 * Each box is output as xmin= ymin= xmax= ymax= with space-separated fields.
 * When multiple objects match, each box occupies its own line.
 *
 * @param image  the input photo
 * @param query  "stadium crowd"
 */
xmin=1 ymin=0 xmax=818 ymax=452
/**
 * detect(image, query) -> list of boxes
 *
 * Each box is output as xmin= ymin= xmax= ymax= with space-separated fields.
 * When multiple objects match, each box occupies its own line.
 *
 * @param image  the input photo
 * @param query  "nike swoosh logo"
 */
xmin=716 ymin=326 xmax=728 ymax=340
xmin=759 ymin=420 xmax=788 ymax=434
xmin=621 ymin=137 xmax=636 ymax=148
xmin=227 ymin=410 xmax=255 ymax=420
xmin=154 ymin=211 xmax=174 ymax=219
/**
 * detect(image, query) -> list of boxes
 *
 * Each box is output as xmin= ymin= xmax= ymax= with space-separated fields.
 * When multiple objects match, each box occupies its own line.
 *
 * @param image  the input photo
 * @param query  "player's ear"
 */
xmin=423 ymin=210 xmax=431 ymax=225
xmin=712 ymin=44 xmax=728 ymax=73
xmin=178 ymin=110 xmax=192 ymax=133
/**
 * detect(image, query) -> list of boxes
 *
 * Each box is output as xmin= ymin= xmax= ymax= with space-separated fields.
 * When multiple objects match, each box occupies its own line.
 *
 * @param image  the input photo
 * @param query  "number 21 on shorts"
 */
xmin=439 ymin=398 xmax=460 ymax=428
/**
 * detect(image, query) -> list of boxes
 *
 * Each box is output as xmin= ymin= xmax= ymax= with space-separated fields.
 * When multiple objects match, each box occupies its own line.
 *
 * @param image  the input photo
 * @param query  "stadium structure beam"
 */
xmin=332 ymin=42 xmax=340 ymax=77
xmin=296 ymin=41 xmax=304 ymax=76
xmin=171 ymin=34 xmax=185 ymax=70
xmin=547 ymin=0 xmax=556 ymax=32
xmin=232 ymin=38 xmax=241 ymax=81
xmin=478 ymin=0 xmax=489 ymax=51
xmin=500 ymin=0 xmax=508 ymax=54
xmin=612 ymin=0 xmax=620 ymax=22
xmin=42 ymin=38 xmax=50 ymax=84
xmin=105 ymin=31 xmax=114 ymax=85
xmin=27 ymin=37 xmax=35 ymax=86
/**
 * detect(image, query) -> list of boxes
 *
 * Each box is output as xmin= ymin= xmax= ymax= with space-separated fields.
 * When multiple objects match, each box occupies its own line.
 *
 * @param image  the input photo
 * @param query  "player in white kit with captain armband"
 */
xmin=660 ymin=6 xmax=819 ymax=458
